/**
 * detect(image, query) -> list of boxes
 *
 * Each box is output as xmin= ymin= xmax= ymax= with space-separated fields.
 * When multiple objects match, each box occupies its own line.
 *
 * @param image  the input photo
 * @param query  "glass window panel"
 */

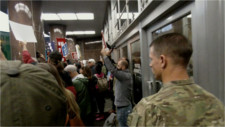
xmin=128 ymin=0 xmax=139 ymax=22
xmin=119 ymin=0 xmax=126 ymax=12
xmin=122 ymin=46 xmax=128 ymax=58
xmin=152 ymin=14 xmax=193 ymax=77
xmin=131 ymin=40 xmax=141 ymax=74
xmin=131 ymin=40 xmax=142 ymax=103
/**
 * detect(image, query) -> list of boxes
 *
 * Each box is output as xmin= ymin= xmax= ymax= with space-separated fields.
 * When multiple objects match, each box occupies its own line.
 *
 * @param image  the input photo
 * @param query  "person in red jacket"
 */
xmin=20 ymin=42 xmax=36 ymax=64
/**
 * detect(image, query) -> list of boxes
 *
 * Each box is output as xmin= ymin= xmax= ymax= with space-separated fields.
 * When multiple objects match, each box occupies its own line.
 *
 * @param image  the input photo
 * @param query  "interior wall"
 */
xmin=83 ymin=42 xmax=102 ymax=61
xmin=8 ymin=1 xmax=44 ymax=60
xmin=192 ymin=0 xmax=224 ymax=103
xmin=76 ymin=37 xmax=102 ymax=61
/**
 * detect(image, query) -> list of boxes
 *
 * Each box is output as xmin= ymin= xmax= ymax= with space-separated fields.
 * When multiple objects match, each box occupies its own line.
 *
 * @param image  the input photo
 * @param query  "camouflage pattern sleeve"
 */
xmin=127 ymin=104 xmax=142 ymax=126
xmin=128 ymin=80 xmax=225 ymax=126
xmin=127 ymin=98 xmax=165 ymax=126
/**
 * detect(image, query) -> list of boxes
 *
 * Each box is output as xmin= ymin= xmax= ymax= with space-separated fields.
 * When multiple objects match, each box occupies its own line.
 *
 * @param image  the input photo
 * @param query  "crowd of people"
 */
xmin=1 ymin=41 xmax=118 ymax=126
xmin=1 ymin=33 xmax=224 ymax=126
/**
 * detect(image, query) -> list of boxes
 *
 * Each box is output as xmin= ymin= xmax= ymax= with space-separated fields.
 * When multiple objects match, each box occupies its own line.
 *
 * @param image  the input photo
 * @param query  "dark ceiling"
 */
xmin=0 ymin=1 xmax=8 ymax=13
xmin=0 ymin=0 xmax=109 ymax=40
xmin=1 ymin=0 xmax=139 ymax=40
xmin=42 ymin=0 xmax=109 ymax=39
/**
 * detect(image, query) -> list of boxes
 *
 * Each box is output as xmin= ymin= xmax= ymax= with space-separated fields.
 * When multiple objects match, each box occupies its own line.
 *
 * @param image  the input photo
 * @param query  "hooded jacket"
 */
xmin=72 ymin=75 xmax=91 ymax=121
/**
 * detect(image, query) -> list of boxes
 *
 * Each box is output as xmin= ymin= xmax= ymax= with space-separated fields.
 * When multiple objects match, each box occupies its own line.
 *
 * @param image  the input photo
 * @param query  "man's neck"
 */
xmin=162 ymin=66 xmax=189 ymax=84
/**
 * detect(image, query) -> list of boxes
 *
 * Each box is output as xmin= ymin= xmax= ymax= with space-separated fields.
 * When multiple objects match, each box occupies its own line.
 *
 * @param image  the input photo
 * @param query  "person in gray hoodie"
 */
xmin=101 ymin=48 xmax=133 ymax=127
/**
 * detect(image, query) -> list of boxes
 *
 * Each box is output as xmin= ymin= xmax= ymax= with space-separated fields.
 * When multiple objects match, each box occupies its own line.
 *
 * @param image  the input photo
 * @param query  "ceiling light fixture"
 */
xmin=57 ymin=13 xmax=77 ymax=20
xmin=66 ymin=31 xmax=74 ymax=35
xmin=41 ymin=13 xmax=60 ymax=20
xmin=85 ymin=40 xmax=102 ymax=45
xmin=76 ymin=13 xmax=94 ymax=20
xmin=66 ymin=31 xmax=95 ymax=35
xmin=42 ymin=13 xmax=94 ymax=20
xmin=84 ymin=31 xmax=95 ymax=34
xmin=73 ymin=31 xmax=85 ymax=35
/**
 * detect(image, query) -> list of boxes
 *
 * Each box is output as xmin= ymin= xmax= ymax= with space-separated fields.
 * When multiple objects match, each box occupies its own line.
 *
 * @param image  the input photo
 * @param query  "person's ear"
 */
xmin=160 ymin=55 xmax=166 ymax=69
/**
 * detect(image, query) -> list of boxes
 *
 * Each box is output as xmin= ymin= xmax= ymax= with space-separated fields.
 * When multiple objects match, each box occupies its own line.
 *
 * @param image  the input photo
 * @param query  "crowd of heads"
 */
xmin=0 ymin=43 xmax=106 ymax=125
xmin=0 ymin=32 xmax=196 ymax=126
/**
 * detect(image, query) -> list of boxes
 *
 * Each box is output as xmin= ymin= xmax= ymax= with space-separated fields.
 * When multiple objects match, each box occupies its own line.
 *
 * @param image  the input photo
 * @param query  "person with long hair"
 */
xmin=48 ymin=51 xmax=77 ymax=97
xmin=80 ymin=66 xmax=98 ymax=123
xmin=64 ymin=65 xmax=91 ymax=125
xmin=37 ymin=63 xmax=84 ymax=126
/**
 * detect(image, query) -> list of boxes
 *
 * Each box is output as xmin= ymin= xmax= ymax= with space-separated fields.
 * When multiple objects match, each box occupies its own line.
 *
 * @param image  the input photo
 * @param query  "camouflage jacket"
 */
xmin=127 ymin=79 xmax=224 ymax=126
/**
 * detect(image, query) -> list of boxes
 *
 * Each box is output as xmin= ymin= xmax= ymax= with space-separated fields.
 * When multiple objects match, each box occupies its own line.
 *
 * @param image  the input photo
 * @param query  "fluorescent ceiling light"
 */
xmin=66 ymin=31 xmax=95 ymax=35
xmin=66 ymin=31 xmax=74 ymax=35
xmin=42 ymin=13 xmax=94 ymax=20
xmin=74 ymin=31 xmax=85 ymax=35
xmin=41 ymin=13 xmax=60 ymax=20
xmin=0 ymin=11 xmax=9 ymax=32
xmin=76 ymin=13 xmax=94 ymax=20
xmin=57 ymin=13 xmax=77 ymax=20
xmin=85 ymin=40 xmax=102 ymax=45
xmin=84 ymin=31 xmax=95 ymax=34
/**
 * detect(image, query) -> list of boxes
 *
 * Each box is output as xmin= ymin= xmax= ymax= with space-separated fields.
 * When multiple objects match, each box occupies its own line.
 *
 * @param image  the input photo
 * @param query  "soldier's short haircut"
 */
xmin=120 ymin=59 xmax=129 ymax=69
xmin=150 ymin=33 xmax=192 ymax=67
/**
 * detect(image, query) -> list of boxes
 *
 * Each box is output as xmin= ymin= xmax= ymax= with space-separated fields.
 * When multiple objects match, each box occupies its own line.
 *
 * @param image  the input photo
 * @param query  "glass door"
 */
xmin=131 ymin=40 xmax=142 ymax=103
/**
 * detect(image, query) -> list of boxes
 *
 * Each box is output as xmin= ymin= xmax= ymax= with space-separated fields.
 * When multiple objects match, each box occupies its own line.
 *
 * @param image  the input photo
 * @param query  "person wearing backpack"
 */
xmin=95 ymin=61 xmax=107 ymax=120
xmin=80 ymin=66 xmax=98 ymax=124
xmin=101 ymin=49 xmax=133 ymax=127
xmin=64 ymin=65 xmax=92 ymax=126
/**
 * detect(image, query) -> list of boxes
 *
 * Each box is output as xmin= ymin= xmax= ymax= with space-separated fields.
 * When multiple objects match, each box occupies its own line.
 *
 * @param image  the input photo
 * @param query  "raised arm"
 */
xmin=20 ymin=41 xmax=34 ymax=63
xmin=101 ymin=48 xmax=131 ymax=81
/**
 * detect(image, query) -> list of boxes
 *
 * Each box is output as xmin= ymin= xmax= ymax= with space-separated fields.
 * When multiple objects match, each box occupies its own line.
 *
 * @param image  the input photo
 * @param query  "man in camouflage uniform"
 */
xmin=127 ymin=33 xmax=224 ymax=126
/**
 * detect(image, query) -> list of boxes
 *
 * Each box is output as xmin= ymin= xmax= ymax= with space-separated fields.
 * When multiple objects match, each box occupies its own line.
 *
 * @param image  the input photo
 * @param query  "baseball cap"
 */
xmin=0 ymin=61 xmax=67 ymax=126
xmin=88 ymin=59 xmax=95 ymax=63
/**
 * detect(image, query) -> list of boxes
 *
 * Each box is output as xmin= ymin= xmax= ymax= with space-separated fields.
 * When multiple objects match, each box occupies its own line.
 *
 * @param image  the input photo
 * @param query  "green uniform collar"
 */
xmin=162 ymin=78 xmax=195 ymax=89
